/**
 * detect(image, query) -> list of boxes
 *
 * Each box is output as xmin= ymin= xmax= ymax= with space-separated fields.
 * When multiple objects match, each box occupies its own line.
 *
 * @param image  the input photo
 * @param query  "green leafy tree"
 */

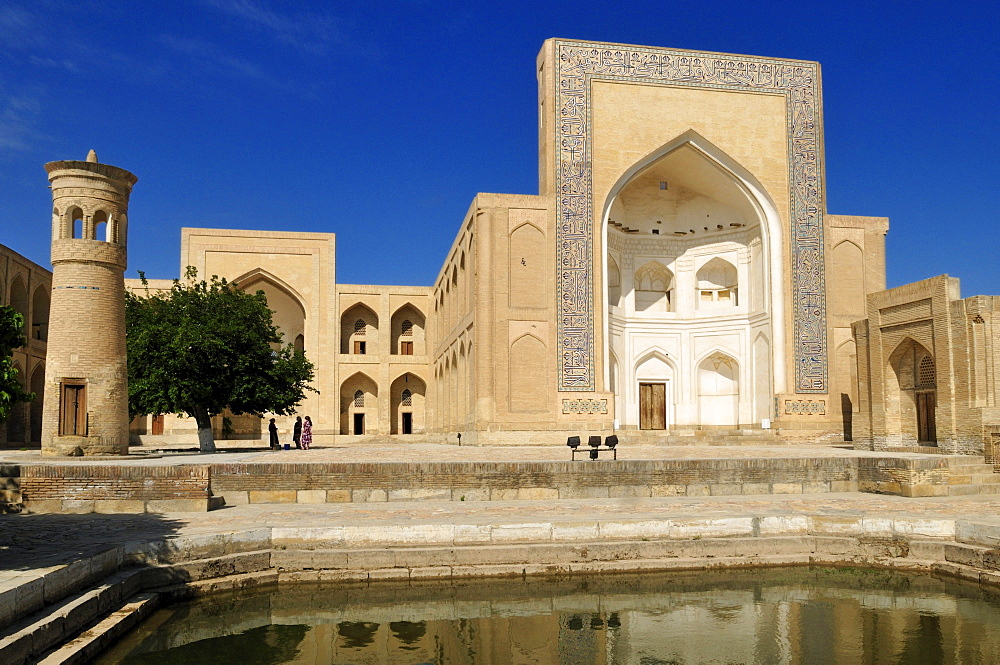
xmin=0 ymin=306 xmax=33 ymax=425
xmin=125 ymin=267 xmax=316 ymax=452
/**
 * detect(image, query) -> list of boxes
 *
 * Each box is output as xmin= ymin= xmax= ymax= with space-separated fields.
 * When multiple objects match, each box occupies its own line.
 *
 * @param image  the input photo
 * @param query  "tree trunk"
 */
xmin=190 ymin=406 xmax=217 ymax=453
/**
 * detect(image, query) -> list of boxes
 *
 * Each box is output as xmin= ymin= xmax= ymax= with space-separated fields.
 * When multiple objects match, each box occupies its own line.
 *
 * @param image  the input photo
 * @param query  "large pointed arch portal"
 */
xmin=554 ymin=40 xmax=826 ymax=393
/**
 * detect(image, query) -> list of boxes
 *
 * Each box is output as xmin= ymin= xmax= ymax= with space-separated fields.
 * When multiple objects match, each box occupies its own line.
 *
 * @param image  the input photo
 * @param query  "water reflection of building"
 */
xmin=104 ymin=573 xmax=1000 ymax=665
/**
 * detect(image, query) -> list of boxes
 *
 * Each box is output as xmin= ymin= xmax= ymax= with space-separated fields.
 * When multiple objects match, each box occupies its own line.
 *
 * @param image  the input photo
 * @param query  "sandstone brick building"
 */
xmin=0 ymin=245 xmax=50 ymax=447
xmin=3 ymin=39 xmax=998 ymax=452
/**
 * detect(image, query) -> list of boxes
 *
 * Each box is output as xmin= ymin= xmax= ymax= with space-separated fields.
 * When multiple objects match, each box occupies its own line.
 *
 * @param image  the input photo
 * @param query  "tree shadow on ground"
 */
xmin=0 ymin=512 xmax=187 ymax=572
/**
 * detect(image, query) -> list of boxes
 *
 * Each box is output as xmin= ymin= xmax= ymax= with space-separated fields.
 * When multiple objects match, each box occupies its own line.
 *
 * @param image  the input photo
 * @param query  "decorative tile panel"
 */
xmin=554 ymin=40 xmax=828 ymax=392
xmin=784 ymin=399 xmax=826 ymax=415
xmin=562 ymin=398 xmax=609 ymax=415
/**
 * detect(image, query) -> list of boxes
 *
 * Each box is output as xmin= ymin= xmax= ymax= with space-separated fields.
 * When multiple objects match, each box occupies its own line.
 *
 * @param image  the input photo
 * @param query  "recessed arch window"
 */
xmin=354 ymin=319 xmax=366 ymax=335
xmin=697 ymin=257 xmax=738 ymax=307
xmin=401 ymin=320 xmax=413 ymax=337
xmin=401 ymin=389 xmax=412 ymax=406
xmin=634 ymin=261 xmax=674 ymax=312
xmin=354 ymin=390 xmax=365 ymax=408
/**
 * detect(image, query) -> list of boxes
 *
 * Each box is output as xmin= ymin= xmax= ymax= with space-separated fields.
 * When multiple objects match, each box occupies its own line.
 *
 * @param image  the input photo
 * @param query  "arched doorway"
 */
xmin=390 ymin=373 xmax=426 ymax=434
xmin=635 ymin=353 xmax=673 ymax=430
xmin=340 ymin=372 xmax=377 ymax=435
xmin=886 ymin=339 xmax=936 ymax=446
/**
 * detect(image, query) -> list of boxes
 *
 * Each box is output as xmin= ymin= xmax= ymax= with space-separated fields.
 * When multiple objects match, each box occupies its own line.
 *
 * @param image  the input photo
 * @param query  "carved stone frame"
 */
xmin=554 ymin=40 xmax=827 ymax=393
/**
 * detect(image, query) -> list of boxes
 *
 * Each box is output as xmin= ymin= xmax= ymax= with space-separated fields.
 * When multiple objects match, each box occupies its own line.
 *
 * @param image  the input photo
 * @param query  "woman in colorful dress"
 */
xmin=300 ymin=415 xmax=312 ymax=450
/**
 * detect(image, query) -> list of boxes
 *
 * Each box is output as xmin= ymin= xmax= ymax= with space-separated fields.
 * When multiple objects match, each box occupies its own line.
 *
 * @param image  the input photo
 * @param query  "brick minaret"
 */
xmin=41 ymin=151 xmax=138 ymax=456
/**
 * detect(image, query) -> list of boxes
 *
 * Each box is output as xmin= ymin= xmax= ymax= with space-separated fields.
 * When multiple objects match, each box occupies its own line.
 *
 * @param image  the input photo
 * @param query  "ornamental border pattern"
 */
xmin=554 ymin=41 xmax=828 ymax=393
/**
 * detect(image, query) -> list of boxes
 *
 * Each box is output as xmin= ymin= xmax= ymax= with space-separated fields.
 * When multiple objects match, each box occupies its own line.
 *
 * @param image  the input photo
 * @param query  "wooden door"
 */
xmin=639 ymin=383 xmax=666 ymax=430
xmin=60 ymin=383 xmax=86 ymax=436
xmin=400 ymin=341 xmax=414 ymax=355
xmin=917 ymin=391 xmax=937 ymax=443
xmin=151 ymin=414 xmax=165 ymax=436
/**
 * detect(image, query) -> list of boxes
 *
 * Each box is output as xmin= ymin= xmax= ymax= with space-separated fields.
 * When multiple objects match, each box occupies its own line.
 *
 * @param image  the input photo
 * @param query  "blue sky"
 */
xmin=2 ymin=1 xmax=998 ymax=295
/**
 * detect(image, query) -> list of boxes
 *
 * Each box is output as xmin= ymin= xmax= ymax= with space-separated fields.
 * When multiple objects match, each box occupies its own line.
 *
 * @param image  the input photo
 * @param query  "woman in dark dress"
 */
xmin=268 ymin=418 xmax=279 ymax=450
xmin=293 ymin=416 xmax=302 ymax=449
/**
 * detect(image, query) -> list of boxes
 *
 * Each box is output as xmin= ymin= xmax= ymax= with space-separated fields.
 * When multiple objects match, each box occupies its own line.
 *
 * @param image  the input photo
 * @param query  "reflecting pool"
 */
xmin=96 ymin=567 xmax=1000 ymax=664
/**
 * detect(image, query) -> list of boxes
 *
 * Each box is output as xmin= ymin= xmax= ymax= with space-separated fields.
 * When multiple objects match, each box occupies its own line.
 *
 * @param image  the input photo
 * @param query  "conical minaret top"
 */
xmin=86 ymin=149 xmax=97 ymax=163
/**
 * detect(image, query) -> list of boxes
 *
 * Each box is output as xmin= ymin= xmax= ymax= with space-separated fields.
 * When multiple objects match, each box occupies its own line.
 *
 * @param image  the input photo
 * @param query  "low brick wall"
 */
xmin=210 ymin=458 xmax=860 ymax=505
xmin=21 ymin=465 xmax=212 ymax=513
xmin=858 ymin=457 xmax=951 ymax=497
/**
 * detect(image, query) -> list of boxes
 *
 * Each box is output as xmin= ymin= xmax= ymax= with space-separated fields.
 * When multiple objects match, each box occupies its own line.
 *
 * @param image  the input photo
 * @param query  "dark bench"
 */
xmin=567 ymin=435 xmax=618 ymax=460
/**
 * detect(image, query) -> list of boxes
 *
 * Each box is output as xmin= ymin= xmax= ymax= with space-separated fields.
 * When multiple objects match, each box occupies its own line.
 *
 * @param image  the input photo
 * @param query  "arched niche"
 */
xmin=235 ymin=270 xmax=307 ymax=353
xmin=340 ymin=303 xmax=378 ymax=355
xmin=698 ymin=352 xmax=739 ymax=426
xmin=7 ymin=362 xmax=26 ymax=443
xmin=830 ymin=240 xmax=865 ymax=317
xmin=391 ymin=303 xmax=426 ymax=356
xmin=31 ymin=285 xmax=49 ymax=342
xmin=508 ymin=334 xmax=546 ymax=413
xmin=9 ymin=275 xmax=28 ymax=338
xmin=390 ymin=373 xmax=426 ymax=434
xmin=886 ymin=338 xmax=936 ymax=445
xmin=696 ymin=257 xmax=738 ymax=309
xmin=29 ymin=363 xmax=44 ymax=444
xmin=509 ymin=223 xmax=546 ymax=309
xmin=601 ymin=130 xmax=786 ymax=405
xmin=634 ymin=260 xmax=674 ymax=313
xmin=340 ymin=372 xmax=378 ymax=435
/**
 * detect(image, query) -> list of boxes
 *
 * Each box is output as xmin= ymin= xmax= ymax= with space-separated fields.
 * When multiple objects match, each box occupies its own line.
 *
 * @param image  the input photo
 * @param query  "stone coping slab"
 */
xmin=0 ymin=443 xmax=974 ymax=466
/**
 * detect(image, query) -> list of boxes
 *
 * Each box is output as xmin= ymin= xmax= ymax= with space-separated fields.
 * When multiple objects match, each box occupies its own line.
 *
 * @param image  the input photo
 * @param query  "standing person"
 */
xmin=268 ymin=418 xmax=279 ymax=450
xmin=300 ymin=416 xmax=312 ymax=450
xmin=293 ymin=416 xmax=303 ymax=449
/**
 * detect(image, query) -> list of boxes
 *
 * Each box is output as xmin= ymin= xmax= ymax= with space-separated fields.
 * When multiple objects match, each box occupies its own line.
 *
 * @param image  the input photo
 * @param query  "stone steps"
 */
xmin=0 ymin=567 xmax=143 ymax=665
xmin=944 ymin=458 xmax=1000 ymax=496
